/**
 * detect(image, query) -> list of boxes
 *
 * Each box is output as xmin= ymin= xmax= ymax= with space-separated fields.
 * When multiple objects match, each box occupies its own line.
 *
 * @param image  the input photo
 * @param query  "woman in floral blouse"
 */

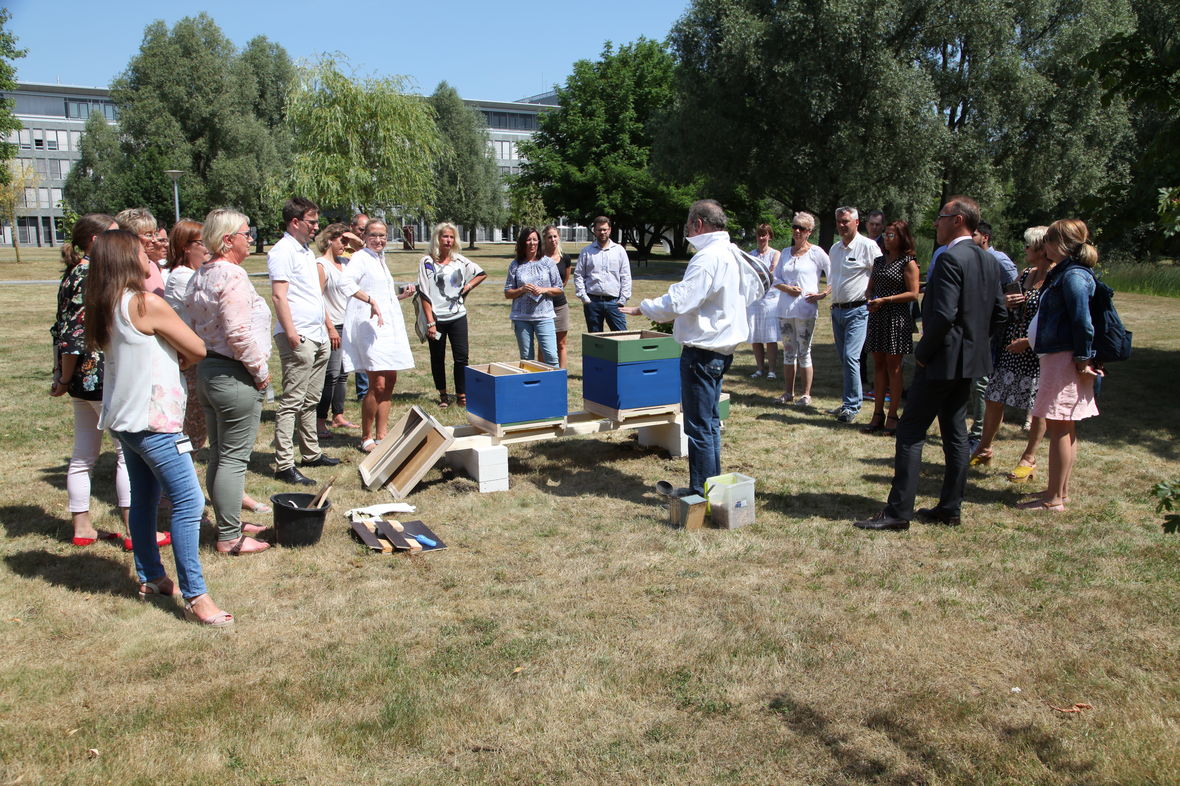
xmin=50 ymin=214 xmax=169 ymax=551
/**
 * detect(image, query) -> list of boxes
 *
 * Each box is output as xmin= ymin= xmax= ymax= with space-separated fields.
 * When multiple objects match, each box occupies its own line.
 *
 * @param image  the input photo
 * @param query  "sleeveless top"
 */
xmin=99 ymin=290 xmax=186 ymax=433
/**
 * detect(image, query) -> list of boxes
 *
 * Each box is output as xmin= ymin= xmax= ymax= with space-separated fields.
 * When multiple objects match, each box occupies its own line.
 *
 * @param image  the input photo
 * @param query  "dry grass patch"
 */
xmin=1 ymin=244 xmax=1178 ymax=784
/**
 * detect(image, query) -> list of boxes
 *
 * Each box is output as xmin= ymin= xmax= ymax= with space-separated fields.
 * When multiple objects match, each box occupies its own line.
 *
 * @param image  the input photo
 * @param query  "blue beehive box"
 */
xmin=465 ymin=360 xmax=568 ymax=425
xmin=583 ymin=354 xmax=680 ymax=411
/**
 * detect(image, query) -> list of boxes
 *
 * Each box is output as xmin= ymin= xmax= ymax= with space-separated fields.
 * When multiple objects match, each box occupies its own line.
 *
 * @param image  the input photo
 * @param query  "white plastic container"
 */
xmin=704 ymin=473 xmax=755 ymax=529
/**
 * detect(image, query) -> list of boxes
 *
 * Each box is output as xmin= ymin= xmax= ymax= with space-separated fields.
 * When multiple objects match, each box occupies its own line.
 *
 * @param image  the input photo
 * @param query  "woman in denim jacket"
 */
xmin=1019 ymin=219 xmax=1102 ymax=512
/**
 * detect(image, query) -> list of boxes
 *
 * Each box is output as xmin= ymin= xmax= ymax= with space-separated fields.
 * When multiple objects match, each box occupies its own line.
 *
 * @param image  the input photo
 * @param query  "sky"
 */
xmin=7 ymin=0 xmax=691 ymax=102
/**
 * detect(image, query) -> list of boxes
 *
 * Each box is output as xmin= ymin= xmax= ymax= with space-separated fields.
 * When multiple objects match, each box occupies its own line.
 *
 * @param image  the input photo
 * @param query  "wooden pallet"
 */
xmin=582 ymin=399 xmax=681 ymax=424
xmin=358 ymin=405 xmax=454 ymax=496
xmin=465 ymin=411 xmax=567 ymax=443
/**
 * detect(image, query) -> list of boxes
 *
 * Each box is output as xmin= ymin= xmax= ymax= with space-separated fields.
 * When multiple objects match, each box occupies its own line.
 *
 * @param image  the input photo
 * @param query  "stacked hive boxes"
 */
xmin=464 ymin=360 xmax=568 ymax=427
xmin=582 ymin=330 xmax=682 ymax=414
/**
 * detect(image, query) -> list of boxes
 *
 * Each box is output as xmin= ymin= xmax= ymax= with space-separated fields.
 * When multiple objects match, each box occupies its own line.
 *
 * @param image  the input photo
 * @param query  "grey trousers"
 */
xmin=197 ymin=355 xmax=264 ymax=542
xmin=274 ymin=336 xmax=330 ymax=470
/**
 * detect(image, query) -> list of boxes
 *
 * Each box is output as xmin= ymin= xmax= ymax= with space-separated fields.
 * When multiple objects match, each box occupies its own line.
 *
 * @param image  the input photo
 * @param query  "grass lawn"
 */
xmin=1 ymin=243 xmax=1178 ymax=784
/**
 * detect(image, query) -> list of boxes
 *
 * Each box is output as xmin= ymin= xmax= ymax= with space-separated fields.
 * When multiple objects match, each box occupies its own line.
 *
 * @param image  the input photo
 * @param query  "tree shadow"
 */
xmin=1075 ymin=347 xmax=1179 ymax=461
xmin=760 ymin=489 xmax=885 ymax=521
xmin=38 ymin=451 xmax=126 ymax=509
xmin=4 ymin=549 xmax=130 ymax=597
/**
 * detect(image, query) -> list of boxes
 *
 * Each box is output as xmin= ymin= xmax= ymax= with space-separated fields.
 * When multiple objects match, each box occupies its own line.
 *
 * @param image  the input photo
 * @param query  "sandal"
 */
xmin=360 ymin=438 xmax=378 ymax=453
xmin=774 ymin=393 xmax=794 ymax=404
xmin=794 ymin=395 xmax=811 ymax=407
xmin=183 ymin=594 xmax=234 ymax=628
xmin=882 ymin=415 xmax=899 ymax=437
xmin=968 ymin=448 xmax=993 ymax=467
xmin=861 ymin=413 xmax=885 ymax=434
xmin=438 ymin=393 xmax=451 ymax=409
xmin=332 ymin=418 xmax=360 ymax=430
xmin=1016 ymin=498 xmax=1065 ymax=512
xmin=1006 ymin=463 xmax=1036 ymax=482
xmin=456 ymin=394 xmax=466 ymax=408
xmin=137 ymin=576 xmax=178 ymax=600
xmin=216 ymin=535 xmax=270 ymax=555
xmin=242 ymin=499 xmax=272 ymax=515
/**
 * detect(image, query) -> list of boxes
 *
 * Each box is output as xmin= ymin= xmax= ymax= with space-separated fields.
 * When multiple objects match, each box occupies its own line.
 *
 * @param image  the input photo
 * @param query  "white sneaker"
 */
xmin=749 ymin=369 xmax=764 ymax=378
xmin=767 ymin=371 xmax=777 ymax=379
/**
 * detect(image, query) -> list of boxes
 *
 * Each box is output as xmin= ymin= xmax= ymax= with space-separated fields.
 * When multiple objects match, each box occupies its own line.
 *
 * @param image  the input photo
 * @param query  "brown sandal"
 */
xmin=882 ymin=415 xmax=899 ymax=437
xmin=438 ymin=393 xmax=450 ymax=409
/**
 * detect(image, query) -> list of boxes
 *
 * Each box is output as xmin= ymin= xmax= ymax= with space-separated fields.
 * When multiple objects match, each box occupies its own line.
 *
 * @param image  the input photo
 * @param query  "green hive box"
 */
xmin=582 ymin=330 xmax=681 ymax=364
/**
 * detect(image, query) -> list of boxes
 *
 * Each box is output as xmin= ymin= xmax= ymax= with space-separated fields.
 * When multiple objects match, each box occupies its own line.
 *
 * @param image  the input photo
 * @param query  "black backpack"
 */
xmin=1089 ymin=272 xmax=1132 ymax=364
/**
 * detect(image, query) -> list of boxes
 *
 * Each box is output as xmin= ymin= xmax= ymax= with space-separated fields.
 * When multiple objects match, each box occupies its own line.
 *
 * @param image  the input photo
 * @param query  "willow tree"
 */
xmin=287 ymin=58 xmax=439 ymax=217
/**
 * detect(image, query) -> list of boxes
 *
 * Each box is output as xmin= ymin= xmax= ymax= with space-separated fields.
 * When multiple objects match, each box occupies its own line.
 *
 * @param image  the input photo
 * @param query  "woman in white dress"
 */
xmin=746 ymin=223 xmax=781 ymax=378
xmin=338 ymin=220 xmax=414 ymax=452
xmin=773 ymin=211 xmax=830 ymax=406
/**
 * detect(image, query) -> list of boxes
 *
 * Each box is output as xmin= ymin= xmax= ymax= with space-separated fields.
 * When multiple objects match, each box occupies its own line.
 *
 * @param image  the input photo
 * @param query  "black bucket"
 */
xmin=270 ymin=493 xmax=330 ymax=547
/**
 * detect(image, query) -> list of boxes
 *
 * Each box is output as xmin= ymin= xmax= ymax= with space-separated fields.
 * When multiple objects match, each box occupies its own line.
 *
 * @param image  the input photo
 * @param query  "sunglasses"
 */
xmin=791 ymin=225 xmax=810 ymax=232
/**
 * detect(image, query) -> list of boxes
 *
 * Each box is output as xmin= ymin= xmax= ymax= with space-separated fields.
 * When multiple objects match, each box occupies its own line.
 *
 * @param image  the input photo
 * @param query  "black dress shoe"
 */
xmin=300 ymin=454 xmax=341 ymax=468
xmin=853 ymin=513 xmax=910 ymax=531
xmin=274 ymin=467 xmax=316 ymax=486
xmin=915 ymin=507 xmax=961 ymax=526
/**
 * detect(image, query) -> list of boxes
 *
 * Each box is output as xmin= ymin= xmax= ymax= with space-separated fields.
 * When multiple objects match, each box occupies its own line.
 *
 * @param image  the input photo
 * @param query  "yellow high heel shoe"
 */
xmin=968 ymin=449 xmax=993 ymax=467
xmin=1007 ymin=464 xmax=1036 ymax=482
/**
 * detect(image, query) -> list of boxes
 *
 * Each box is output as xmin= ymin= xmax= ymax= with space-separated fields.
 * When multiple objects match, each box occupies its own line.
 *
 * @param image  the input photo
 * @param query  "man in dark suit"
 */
xmin=854 ymin=195 xmax=1006 ymax=531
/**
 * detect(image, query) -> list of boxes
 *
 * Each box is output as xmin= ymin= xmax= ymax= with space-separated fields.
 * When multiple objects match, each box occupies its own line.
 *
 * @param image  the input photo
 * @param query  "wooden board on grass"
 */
xmin=357 ymin=405 xmax=454 ymax=496
xmin=583 ymin=399 xmax=681 ymax=423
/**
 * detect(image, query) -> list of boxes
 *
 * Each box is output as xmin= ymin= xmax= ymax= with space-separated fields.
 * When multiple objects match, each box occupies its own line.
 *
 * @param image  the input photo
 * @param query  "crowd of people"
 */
xmin=50 ymin=193 xmax=1106 ymax=624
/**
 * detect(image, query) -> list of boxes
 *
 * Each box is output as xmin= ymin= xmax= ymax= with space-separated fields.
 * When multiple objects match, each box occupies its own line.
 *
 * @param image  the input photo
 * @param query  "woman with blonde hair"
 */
xmin=772 ymin=211 xmax=829 ymax=406
xmin=541 ymin=224 xmax=572 ymax=368
xmin=186 ymin=210 xmax=273 ymax=555
xmin=969 ymin=226 xmax=1054 ymax=480
xmin=85 ymin=229 xmax=230 ymax=625
xmin=418 ymin=222 xmax=487 ymax=407
xmin=338 ymin=220 xmax=412 ymax=452
xmin=1017 ymin=219 xmax=1102 ymax=512
xmin=315 ymin=222 xmax=362 ymax=435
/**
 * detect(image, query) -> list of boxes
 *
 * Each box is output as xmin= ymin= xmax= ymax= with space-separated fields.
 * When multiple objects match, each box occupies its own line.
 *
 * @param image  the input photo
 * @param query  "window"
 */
xmin=69 ymin=131 xmax=81 ymax=150
xmin=33 ymin=129 xmax=45 ymax=149
xmin=55 ymin=130 xmax=69 ymax=151
xmin=51 ymin=187 xmax=63 ymax=207
xmin=103 ymin=104 xmax=117 ymax=121
xmin=66 ymin=100 xmax=90 ymax=119
xmin=23 ymin=187 xmax=36 ymax=207
xmin=39 ymin=187 xmax=50 ymax=207
xmin=33 ymin=159 xmax=48 ymax=177
xmin=19 ymin=129 xmax=31 ymax=149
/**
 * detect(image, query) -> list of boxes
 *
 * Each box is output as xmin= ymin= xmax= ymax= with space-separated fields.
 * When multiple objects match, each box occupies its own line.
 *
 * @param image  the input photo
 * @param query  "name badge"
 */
xmin=176 ymin=436 xmax=194 ymax=455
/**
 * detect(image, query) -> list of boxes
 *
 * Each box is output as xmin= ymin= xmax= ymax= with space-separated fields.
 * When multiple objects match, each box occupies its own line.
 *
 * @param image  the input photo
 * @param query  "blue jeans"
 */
xmin=680 ymin=346 xmax=733 ymax=496
xmin=831 ymin=305 xmax=868 ymax=412
xmin=582 ymin=299 xmax=627 ymax=332
xmin=512 ymin=319 xmax=558 ymax=366
xmin=112 ymin=429 xmax=207 ymax=600
xmin=354 ymin=370 xmax=369 ymax=400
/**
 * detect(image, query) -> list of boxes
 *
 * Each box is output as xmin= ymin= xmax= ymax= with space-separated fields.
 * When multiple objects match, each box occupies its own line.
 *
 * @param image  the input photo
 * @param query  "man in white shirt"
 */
xmin=821 ymin=206 xmax=882 ymax=422
xmin=269 ymin=196 xmax=340 ymax=485
xmin=574 ymin=216 xmax=632 ymax=332
xmin=622 ymin=199 xmax=750 ymax=498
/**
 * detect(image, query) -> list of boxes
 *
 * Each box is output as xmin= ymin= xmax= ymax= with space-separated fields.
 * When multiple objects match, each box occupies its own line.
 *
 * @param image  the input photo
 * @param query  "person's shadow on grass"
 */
xmin=4 ymin=549 xmax=130 ymax=597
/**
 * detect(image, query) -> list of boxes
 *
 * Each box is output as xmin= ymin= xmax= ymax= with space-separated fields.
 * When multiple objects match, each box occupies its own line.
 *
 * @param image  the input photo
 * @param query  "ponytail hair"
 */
xmin=62 ymin=213 xmax=116 ymax=271
xmin=1045 ymin=218 xmax=1098 ymax=268
xmin=84 ymin=229 xmax=146 ymax=351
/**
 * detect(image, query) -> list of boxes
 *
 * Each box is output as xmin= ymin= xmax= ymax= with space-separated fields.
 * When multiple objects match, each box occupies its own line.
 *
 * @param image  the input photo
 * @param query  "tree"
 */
xmin=0 ymin=160 xmax=40 ymax=262
xmin=663 ymin=0 xmax=945 ymax=247
xmin=63 ymin=112 xmax=123 ymax=214
xmin=0 ymin=9 xmax=25 ymax=187
xmin=64 ymin=15 xmax=295 ymax=240
xmin=1079 ymin=0 xmax=1180 ymax=256
xmin=516 ymin=39 xmax=695 ymax=257
xmin=505 ymin=176 xmax=549 ymax=229
xmin=429 ymin=82 xmax=503 ymax=248
xmin=287 ymin=58 xmax=439 ymax=218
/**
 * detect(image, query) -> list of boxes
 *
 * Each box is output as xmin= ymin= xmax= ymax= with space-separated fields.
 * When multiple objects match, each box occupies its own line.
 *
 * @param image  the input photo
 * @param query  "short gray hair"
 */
xmin=115 ymin=207 xmax=157 ymax=236
xmin=687 ymin=199 xmax=727 ymax=231
xmin=203 ymin=209 xmax=249 ymax=256
xmin=835 ymin=206 xmax=858 ymax=221
xmin=1023 ymin=225 xmax=1048 ymax=250
xmin=793 ymin=211 xmax=816 ymax=231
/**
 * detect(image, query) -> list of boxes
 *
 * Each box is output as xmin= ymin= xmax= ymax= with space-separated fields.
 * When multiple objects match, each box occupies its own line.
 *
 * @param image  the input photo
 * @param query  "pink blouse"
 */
xmin=185 ymin=259 xmax=271 ymax=384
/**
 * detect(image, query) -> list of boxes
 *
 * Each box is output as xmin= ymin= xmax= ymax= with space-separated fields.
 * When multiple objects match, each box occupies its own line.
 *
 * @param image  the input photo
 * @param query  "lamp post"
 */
xmin=163 ymin=170 xmax=183 ymax=223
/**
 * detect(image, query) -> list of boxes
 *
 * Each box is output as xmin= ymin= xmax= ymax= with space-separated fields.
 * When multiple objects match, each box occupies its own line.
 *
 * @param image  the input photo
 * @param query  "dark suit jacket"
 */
xmin=915 ymin=238 xmax=1007 ymax=380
